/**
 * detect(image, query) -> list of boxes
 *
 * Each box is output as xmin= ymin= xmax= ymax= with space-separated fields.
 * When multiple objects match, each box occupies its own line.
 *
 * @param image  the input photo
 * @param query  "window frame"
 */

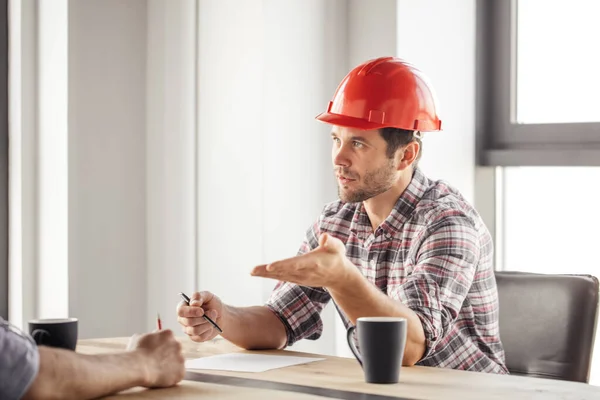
xmin=476 ymin=0 xmax=600 ymax=166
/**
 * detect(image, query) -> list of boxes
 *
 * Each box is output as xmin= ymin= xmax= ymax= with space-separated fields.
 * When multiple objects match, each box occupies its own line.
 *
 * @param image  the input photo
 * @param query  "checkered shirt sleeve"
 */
xmin=389 ymin=210 xmax=481 ymax=360
xmin=265 ymin=220 xmax=331 ymax=346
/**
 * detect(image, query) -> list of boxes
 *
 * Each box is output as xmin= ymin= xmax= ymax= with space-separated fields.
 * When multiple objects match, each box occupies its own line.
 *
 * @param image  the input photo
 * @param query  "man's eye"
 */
xmin=332 ymin=137 xmax=341 ymax=144
xmin=353 ymin=141 xmax=364 ymax=148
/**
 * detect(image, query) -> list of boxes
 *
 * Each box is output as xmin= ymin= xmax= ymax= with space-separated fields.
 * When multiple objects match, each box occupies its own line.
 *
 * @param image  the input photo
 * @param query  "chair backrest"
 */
xmin=495 ymin=271 xmax=599 ymax=382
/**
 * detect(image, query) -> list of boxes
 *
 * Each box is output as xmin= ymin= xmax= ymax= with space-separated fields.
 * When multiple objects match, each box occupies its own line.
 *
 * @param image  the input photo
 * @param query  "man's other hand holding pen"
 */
xmin=176 ymin=291 xmax=224 ymax=342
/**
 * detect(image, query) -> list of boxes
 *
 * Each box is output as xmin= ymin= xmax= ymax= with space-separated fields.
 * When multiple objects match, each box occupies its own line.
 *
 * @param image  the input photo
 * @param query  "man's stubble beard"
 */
xmin=337 ymin=159 xmax=396 ymax=203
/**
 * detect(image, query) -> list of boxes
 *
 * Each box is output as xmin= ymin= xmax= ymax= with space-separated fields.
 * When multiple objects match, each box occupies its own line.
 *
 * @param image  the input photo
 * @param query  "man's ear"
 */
xmin=395 ymin=141 xmax=419 ymax=171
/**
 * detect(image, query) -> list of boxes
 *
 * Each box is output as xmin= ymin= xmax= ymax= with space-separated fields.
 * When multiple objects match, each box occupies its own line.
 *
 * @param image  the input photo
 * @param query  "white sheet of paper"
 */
xmin=185 ymin=353 xmax=325 ymax=373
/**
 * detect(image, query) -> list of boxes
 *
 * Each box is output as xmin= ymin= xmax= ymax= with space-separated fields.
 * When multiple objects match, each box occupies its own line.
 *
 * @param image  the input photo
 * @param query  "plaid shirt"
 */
xmin=266 ymin=168 xmax=507 ymax=374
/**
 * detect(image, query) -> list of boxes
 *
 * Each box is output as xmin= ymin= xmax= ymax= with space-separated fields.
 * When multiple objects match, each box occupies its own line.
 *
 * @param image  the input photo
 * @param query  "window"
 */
xmin=516 ymin=1 xmax=600 ymax=125
xmin=476 ymin=0 xmax=600 ymax=166
xmin=480 ymin=0 xmax=600 ymax=384
xmin=501 ymin=166 xmax=600 ymax=384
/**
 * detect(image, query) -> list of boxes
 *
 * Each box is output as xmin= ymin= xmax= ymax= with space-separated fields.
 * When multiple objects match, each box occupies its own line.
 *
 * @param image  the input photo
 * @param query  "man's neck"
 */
xmin=363 ymin=169 xmax=413 ymax=232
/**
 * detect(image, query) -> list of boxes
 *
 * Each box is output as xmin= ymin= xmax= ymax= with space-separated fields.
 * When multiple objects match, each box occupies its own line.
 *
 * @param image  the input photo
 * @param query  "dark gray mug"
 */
xmin=28 ymin=318 xmax=78 ymax=350
xmin=346 ymin=317 xmax=407 ymax=384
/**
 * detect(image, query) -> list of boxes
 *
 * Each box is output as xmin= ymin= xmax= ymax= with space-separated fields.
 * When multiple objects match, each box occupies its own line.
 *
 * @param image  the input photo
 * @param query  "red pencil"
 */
xmin=157 ymin=312 xmax=162 ymax=330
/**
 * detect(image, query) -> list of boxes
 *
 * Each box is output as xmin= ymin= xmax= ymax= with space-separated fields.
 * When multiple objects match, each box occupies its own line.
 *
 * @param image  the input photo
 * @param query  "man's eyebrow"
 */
xmin=330 ymin=132 xmax=370 ymax=143
xmin=350 ymin=135 xmax=369 ymax=143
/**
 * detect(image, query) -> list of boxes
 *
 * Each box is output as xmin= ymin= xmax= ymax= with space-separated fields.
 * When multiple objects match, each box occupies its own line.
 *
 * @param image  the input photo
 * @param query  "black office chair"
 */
xmin=495 ymin=271 xmax=599 ymax=383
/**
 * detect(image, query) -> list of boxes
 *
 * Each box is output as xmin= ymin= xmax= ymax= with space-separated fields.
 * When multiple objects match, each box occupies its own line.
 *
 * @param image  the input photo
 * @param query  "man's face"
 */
xmin=331 ymin=127 xmax=397 ymax=203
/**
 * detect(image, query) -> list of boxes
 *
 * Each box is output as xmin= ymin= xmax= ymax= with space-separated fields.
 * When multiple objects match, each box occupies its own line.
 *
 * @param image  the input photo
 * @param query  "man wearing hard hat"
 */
xmin=177 ymin=57 xmax=507 ymax=374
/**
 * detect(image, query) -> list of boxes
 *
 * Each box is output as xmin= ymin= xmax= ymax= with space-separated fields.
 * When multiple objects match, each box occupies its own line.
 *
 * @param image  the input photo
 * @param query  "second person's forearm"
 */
xmin=24 ymin=347 xmax=147 ymax=400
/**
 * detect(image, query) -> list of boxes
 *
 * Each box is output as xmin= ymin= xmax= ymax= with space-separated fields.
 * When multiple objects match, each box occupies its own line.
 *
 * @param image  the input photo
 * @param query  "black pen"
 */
xmin=179 ymin=292 xmax=223 ymax=333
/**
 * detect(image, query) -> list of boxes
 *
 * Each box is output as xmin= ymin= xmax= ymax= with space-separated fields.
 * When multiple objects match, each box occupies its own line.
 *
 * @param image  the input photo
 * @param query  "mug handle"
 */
xmin=31 ymin=329 xmax=50 ymax=346
xmin=346 ymin=326 xmax=363 ymax=367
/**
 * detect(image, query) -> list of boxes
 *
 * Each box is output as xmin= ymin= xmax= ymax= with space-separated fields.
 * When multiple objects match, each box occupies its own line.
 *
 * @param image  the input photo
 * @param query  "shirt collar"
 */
xmin=349 ymin=168 xmax=430 ymax=239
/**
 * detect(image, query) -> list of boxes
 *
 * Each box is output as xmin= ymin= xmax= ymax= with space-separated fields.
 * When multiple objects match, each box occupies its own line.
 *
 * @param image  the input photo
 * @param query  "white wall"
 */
xmin=146 ymin=0 xmax=197 ymax=333
xmin=9 ymin=0 xmax=149 ymax=337
xmin=348 ymin=0 xmax=397 ymax=68
xmin=68 ymin=0 xmax=148 ymax=338
xmin=195 ymin=0 xmax=344 ymax=355
xmin=196 ymin=0 xmax=266 ymax=309
xmin=261 ymin=0 xmax=342 ymax=290
xmin=397 ymin=0 xmax=476 ymax=203
xmin=262 ymin=0 xmax=349 ymax=356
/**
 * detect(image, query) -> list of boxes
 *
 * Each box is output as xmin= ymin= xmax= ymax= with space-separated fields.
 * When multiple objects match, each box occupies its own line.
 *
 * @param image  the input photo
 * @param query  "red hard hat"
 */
xmin=316 ymin=57 xmax=442 ymax=132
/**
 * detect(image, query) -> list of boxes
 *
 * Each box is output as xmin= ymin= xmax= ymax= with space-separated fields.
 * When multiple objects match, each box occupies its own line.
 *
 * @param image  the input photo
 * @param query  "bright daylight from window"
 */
xmin=504 ymin=0 xmax=600 ymax=384
xmin=503 ymin=167 xmax=600 ymax=384
xmin=517 ymin=0 xmax=600 ymax=124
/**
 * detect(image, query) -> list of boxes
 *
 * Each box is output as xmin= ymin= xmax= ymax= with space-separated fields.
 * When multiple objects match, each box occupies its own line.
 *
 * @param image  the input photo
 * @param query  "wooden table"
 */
xmin=77 ymin=337 xmax=600 ymax=399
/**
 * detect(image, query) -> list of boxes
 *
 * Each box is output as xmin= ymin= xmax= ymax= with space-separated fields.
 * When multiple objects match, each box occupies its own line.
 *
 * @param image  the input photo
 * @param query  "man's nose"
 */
xmin=333 ymin=145 xmax=351 ymax=167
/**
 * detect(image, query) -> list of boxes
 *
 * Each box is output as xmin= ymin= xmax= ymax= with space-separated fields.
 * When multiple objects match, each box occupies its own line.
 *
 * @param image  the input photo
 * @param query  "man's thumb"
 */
xmin=190 ymin=291 xmax=202 ymax=306
xmin=319 ymin=233 xmax=330 ymax=248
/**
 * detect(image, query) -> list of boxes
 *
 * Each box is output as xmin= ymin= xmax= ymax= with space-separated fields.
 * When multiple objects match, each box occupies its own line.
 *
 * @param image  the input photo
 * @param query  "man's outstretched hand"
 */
xmin=251 ymin=233 xmax=358 ymax=289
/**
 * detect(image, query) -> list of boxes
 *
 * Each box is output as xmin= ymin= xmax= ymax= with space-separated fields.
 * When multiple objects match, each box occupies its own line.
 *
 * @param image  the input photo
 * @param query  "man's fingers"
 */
xmin=251 ymin=256 xmax=314 ymax=282
xmin=176 ymin=304 xmax=185 ymax=317
xmin=178 ymin=316 xmax=209 ymax=327
xmin=320 ymin=232 xmax=342 ymax=251
xmin=177 ymin=305 xmax=205 ymax=318
xmin=266 ymin=253 xmax=314 ymax=272
xmin=256 ymin=269 xmax=303 ymax=285
xmin=250 ymin=264 xmax=269 ymax=276
xmin=251 ymin=264 xmax=287 ymax=279
xmin=190 ymin=327 xmax=216 ymax=342
xmin=318 ymin=232 xmax=329 ymax=248
xmin=266 ymin=260 xmax=285 ymax=273
xmin=159 ymin=329 xmax=174 ymax=338
xmin=185 ymin=324 xmax=213 ymax=337
xmin=190 ymin=291 xmax=202 ymax=306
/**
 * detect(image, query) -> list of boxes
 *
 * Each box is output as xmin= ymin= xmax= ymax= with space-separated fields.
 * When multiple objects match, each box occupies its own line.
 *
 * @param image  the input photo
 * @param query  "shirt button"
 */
xmin=370 ymin=260 xmax=376 ymax=268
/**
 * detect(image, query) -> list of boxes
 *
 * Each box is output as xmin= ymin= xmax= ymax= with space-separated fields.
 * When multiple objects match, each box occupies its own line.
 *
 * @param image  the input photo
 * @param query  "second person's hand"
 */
xmin=176 ymin=291 xmax=223 ymax=342
xmin=134 ymin=329 xmax=186 ymax=388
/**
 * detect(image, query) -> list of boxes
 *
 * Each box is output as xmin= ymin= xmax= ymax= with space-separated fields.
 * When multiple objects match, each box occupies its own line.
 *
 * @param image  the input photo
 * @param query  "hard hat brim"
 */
xmin=315 ymin=112 xmax=385 ymax=131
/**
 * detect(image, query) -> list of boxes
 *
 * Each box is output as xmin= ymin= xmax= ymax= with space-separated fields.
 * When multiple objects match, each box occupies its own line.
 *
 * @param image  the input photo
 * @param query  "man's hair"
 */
xmin=379 ymin=127 xmax=423 ymax=165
